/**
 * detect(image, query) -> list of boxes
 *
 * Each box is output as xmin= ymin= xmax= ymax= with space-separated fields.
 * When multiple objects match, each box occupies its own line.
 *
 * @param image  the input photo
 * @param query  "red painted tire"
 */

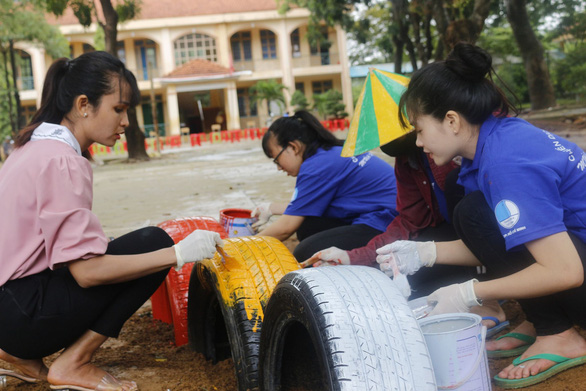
xmin=152 ymin=217 xmax=228 ymax=346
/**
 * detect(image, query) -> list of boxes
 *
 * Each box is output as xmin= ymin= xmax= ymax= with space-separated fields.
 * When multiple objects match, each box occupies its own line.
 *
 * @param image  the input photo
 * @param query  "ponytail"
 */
xmin=15 ymin=51 xmax=139 ymax=149
xmin=262 ymin=110 xmax=344 ymax=160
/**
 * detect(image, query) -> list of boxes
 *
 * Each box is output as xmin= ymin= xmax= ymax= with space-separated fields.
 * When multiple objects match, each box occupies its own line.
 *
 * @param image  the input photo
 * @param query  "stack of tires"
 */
xmin=154 ymin=217 xmax=437 ymax=391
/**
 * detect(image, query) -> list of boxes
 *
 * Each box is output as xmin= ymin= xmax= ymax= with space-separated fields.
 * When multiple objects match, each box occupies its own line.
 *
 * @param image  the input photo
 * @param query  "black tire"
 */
xmin=188 ymin=236 xmax=300 ymax=391
xmin=259 ymin=266 xmax=437 ymax=391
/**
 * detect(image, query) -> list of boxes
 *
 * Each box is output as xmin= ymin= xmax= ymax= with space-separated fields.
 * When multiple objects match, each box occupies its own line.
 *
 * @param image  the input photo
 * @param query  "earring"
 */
xmin=83 ymin=113 xmax=88 ymax=118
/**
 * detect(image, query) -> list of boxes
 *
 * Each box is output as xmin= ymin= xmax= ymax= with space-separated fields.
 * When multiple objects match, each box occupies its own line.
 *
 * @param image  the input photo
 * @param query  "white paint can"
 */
xmin=419 ymin=313 xmax=491 ymax=390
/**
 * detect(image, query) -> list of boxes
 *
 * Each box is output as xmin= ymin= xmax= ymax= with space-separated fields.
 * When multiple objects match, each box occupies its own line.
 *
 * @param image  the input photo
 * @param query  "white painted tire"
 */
xmin=259 ymin=266 xmax=437 ymax=391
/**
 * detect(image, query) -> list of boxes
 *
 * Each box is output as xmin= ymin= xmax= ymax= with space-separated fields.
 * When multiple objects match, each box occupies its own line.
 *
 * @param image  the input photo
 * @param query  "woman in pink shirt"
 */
xmin=0 ymin=52 xmax=223 ymax=391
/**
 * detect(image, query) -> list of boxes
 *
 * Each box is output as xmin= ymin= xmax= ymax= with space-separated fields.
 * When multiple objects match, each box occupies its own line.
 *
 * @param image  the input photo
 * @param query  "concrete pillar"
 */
xmin=277 ymin=21 xmax=294 ymax=114
xmin=29 ymin=47 xmax=46 ymax=107
xmin=166 ymin=84 xmax=180 ymax=136
xmin=216 ymin=23 xmax=231 ymax=69
xmin=336 ymin=26 xmax=354 ymax=118
xmin=124 ymin=38 xmax=138 ymax=78
xmin=160 ymin=28 xmax=175 ymax=75
xmin=225 ymin=82 xmax=240 ymax=130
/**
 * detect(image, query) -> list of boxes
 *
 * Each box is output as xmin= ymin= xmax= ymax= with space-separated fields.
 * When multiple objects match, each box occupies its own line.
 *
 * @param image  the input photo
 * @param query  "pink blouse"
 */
xmin=0 ymin=138 xmax=107 ymax=286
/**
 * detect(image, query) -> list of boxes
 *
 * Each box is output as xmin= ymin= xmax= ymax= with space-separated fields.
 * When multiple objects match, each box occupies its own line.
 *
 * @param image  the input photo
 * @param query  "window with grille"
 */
xmin=260 ymin=30 xmax=277 ymax=59
xmin=291 ymin=29 xmax=301 ymax=58
xmin=312 ymin=80 xmax=333 ymax=95
xmin=295 ymin=82 xmax=305 ymax=94
xmin=174 ymin=33 xmax=217 ymax=66
xmin=16 ymin=50 xmax=34 ymax=90
xmin=135 ymin=39 xmax=158 ymax=80
xmin=231 ymin=32 xmax=252 ymax=62
xmin=237 ymin=88 xmax=258 ymax=117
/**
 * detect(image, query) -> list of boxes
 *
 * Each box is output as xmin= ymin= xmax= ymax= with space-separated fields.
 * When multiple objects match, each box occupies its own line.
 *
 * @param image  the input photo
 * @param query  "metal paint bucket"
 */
xmin=419 ymin=313 xmax=491 ymax=390
xmin=219 ymin=208 xmax=257 ymax=237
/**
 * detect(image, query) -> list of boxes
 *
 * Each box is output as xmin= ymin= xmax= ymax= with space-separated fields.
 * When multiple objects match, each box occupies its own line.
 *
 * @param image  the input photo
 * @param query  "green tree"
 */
xmin=313 ymin=90 xmax=348 ymax=119
xmin=249 ymin=79 xmax=287 ymax=123
xmin=486 ymin=0 xmax=583 ymax=109
xmin=504 ymin=0 xmax=556 ymax=109
xmin=280 ymin=0 xmax=492 ymax=74
xmin=290 ymin=90 xmax=310 ymax=111
xmin=45 ymin=0 xmax=149 ymax=160
xmin=477 ymin=26 xmax=528 ymax=105
xmin=0 ymin=0 xmax=68 ymax=137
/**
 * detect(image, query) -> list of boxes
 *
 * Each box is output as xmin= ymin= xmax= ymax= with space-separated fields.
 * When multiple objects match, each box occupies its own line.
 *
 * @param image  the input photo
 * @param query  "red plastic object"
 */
xmin=152 ymin=217 xmax=228 ymax=346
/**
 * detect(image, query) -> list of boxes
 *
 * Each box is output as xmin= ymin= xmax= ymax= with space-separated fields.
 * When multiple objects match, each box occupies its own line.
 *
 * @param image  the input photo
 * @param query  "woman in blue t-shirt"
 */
xmin=376 ymin=43 xmax=586 ymax=388
xmin=253 ymin=110 xmax=398 ymax=262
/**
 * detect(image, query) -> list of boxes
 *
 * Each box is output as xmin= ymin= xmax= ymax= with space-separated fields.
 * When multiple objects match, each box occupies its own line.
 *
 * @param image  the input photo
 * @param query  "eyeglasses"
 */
xmin=273 ymin=145 xmax=288 ymax=166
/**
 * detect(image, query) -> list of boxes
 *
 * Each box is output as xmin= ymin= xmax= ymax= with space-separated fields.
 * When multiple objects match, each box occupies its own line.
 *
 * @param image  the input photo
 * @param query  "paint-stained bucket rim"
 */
xmin=220 ymin=208 xmax=253 ymax=219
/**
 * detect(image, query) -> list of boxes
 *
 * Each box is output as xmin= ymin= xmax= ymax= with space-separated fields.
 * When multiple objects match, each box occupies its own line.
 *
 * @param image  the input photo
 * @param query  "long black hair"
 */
xmin=399 ymin=43 xmax=517 ymax=128
xmin=15 ymin=51 xmax=140 ymax=149
xmin=262 ymin=110 xmax=344 ymax=160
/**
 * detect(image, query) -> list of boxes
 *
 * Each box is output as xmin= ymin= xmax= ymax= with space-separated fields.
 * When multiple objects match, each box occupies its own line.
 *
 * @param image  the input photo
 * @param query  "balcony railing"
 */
xmin=293 ymin=52 xmax=340 ymax=68
xmin=232 ymin=52 xmax=340 ymax=73
xmin=144 ymin=123 xmax=166 ymax=137
xmin=17 ymin=76 xmax=34 ymax=91
xmin=127 ymin=66 xmax=162 ymax=82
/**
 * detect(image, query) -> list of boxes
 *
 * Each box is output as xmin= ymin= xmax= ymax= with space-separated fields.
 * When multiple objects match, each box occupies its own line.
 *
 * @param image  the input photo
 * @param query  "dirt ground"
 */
xmin=2 ymin=113 xmax=586 ymax=390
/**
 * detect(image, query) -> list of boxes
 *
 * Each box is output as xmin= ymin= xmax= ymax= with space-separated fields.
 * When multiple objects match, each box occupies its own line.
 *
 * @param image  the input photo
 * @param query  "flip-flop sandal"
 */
xmin=483 ymin=316 xmax=510 ymax=338
xmin=487 ymin=332 xmax=536 ymax=358
xmin=50 ymin=386 xmax=95 ymax=391
xmin=493 ymin=353 xmax=586 ymax=389
xmin=50 ymin=377 xmax=138 ymax=391
xmin=0 ymin=369 xmax=38 ymax=386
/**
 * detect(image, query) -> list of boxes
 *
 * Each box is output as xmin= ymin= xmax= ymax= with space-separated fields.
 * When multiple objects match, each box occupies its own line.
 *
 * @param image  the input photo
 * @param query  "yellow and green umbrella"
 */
xmin=341 ymin=68 xmax=412 ymax=157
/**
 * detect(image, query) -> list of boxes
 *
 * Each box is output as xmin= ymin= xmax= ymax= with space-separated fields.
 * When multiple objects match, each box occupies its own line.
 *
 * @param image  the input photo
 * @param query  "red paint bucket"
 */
xmin=219 ymin=208 xmax=257 ymax=237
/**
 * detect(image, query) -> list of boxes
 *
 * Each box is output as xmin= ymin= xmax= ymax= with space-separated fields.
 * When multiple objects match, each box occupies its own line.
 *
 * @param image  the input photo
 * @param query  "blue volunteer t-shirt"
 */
xmin=458 ymin=115 xmax=586 ymax=250
xmin=284 ymin=146 xmax=398 ymax=232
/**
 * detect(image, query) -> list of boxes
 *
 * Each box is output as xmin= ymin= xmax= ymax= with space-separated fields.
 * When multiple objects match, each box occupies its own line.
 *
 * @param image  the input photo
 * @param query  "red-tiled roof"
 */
xmin=49 ymin=0 xmax=279 ymax=26
xmin=164 ymin=59 xmax=232 ymax=78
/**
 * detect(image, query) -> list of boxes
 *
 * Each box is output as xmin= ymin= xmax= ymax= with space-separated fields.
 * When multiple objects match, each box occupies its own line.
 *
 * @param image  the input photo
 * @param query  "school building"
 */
xmin=13 ymin=0 xmax=353 ymax=137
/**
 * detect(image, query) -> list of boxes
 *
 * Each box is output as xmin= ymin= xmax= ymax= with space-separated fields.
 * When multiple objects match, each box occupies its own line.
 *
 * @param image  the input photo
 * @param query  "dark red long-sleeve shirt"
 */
xmin=347 ymin=154 xmax=457 ymax=265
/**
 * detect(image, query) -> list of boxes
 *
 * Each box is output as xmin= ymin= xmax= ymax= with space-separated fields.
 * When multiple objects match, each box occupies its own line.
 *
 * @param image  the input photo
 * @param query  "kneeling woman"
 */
xmin=254 ymin=111 xmax=398 ymax=262
xmin=0 ymin=52 xmax=222 ymax=391
xmin=377 ymin=43 xmax=586 ymax=388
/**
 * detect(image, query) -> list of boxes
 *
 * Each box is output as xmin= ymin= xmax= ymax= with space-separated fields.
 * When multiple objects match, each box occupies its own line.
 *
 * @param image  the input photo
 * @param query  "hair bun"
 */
xmin=445 ymin=43 xmax=492 ymax=82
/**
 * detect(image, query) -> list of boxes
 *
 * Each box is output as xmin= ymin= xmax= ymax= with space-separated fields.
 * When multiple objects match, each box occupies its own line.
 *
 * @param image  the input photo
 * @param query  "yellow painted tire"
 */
xmin=187 ymin=236 xmax=299 ymax=391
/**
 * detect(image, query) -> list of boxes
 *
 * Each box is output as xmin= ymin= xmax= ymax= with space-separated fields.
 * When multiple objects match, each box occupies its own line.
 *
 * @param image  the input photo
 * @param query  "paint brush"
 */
xmin=216 ymin=245 xmax=239 ymax=270
xmin=299 ymin=254 xmax=321 ymax=268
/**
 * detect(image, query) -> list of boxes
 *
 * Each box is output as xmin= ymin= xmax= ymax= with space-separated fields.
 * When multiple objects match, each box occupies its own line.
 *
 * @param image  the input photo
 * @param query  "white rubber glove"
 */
xmin=376 ymin=240 xmax=436 ymax=276
xmin=311 ymin=247 xmax=350 ymax=267
xmin=251 ymin=202 xmax=272 ymax=232
xmin=427 ymin=279 xmax=482 ymax=316
xmin=174 ymin=230 xmax=224 ymax=270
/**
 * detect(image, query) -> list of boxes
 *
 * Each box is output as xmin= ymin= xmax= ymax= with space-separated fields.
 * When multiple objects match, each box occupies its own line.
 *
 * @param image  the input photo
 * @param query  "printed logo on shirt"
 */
xmin=350 ymin=152 xmax=373 ymax=167
xmin=578 ymin=152 xmax=586 ymax=171
xmin=495 ymin=200 xmax=520 ymax=229
xmin=290 ymin=187 xmax=298 ymax=202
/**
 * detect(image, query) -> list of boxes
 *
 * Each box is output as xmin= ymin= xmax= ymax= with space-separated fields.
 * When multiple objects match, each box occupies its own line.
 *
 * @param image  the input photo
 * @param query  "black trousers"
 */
xmin=0 ymin=227 xmax=173 ymax=359
xmin=453 ymin=191 xmax=586 ymax=336
xmin=293 ymin=217 xmax=383 ymax=262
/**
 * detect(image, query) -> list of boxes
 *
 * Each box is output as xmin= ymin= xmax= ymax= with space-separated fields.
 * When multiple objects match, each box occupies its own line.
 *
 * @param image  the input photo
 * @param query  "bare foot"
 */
xmin=470 ymin=299 xmax=506 ymax=329
xmin=47 ymin=330 xmax=137 ymax=391
xmin=48 ymin=357 xmax=137 ymax=391
xmin=497 ymin=327 xmax=586 ymax=380
xmin=486 ymin=320 xmax=535 ymax=352
xmin=0 ymin=348 xmax=48 ymax=381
